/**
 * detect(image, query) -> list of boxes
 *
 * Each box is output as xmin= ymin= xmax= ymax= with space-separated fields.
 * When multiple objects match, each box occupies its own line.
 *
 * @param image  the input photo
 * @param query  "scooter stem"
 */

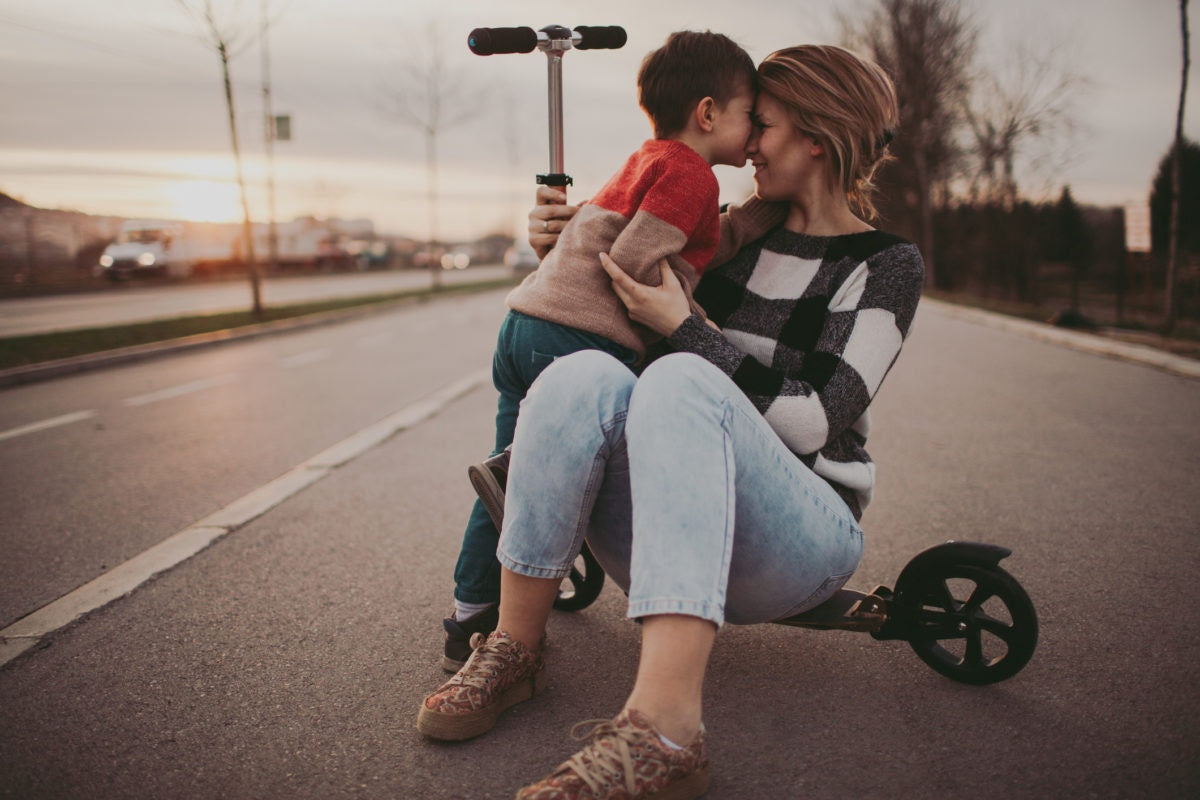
xmin=537 ymin=25 xmax=575 ymax=191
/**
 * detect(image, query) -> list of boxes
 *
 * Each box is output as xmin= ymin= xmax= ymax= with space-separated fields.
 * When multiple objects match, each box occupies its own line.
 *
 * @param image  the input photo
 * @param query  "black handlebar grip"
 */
xmin=574 ymin=25 xmax=627 ymax=50
xmin=468 ymin=27 xmax=537 ymax=56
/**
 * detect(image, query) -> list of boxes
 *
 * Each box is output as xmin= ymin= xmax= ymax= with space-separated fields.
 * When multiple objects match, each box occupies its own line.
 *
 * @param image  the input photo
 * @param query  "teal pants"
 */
xmin=452 ymin=310 xmax=637 ymax=604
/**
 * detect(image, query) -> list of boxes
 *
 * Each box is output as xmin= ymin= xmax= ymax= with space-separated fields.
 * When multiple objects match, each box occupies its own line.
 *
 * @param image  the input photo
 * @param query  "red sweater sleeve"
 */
xmin=594 ymin=142 xmax=720 ymax=284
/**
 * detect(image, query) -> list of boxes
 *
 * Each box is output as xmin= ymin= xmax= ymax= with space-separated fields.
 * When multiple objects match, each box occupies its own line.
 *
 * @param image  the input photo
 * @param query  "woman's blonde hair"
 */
xmin=757 ymin=45 xmax=899 ymax=220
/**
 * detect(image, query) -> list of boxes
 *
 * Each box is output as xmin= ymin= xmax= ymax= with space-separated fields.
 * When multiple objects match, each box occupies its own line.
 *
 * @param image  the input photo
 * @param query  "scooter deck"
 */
xmin=773 ymin=588 xmax=888 ymax=632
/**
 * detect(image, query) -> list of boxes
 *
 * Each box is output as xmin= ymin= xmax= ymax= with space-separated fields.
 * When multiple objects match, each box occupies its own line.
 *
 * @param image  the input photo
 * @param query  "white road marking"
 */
xmin=0 ymin=367 xmax=491 ymax=668
xmin=123 ymin=373 xmax=238 ymax=407
xmin=280 ymin=348 xmax=332 ymax=368
xmin=0 ymin=410 xmax=97 ymax=443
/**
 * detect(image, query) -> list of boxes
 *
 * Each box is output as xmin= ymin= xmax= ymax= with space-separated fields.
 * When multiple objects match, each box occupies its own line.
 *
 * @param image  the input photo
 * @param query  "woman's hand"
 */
xmin=529 ymin=185 xmax=579 ymax=260
xmin=599 ymin=253 xmax=693 ymax=337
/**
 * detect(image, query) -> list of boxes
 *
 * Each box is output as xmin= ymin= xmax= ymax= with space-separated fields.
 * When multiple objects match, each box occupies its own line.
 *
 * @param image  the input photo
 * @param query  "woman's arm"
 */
xmin=605 ymin=242 xmax=924 ymax=455
xmin=712 ymin=195 xmax=788 ymax=267
xmin=599 ymin=255 xmax=693 ymax=336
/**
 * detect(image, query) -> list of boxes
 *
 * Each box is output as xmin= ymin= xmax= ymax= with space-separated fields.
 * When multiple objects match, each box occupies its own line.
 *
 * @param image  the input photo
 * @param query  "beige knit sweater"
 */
xmin=507 ymin=139 xmax=784 ymax=357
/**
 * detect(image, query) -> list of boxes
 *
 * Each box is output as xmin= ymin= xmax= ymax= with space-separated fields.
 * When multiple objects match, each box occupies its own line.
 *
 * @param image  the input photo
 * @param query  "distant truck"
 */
xmin=97 ymin=217 xmax=373 ymax=280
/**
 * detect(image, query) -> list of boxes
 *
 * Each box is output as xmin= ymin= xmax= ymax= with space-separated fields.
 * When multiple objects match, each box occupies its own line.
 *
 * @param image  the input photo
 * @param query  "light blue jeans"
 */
xmin=496 ymin=350 xmax=864 ymax=626
xmin=453 ymin=310 xmax=637 ymax=604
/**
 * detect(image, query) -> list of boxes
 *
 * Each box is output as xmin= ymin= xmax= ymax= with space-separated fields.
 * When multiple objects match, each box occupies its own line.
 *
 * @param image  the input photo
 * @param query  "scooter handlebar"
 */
xmin=574 ymin=25 xmax=627 ymax=50
xmin=467 ymin=25 xmax=626 ymax=55
xmin=467 ymin=27 xmax=538 ymax=56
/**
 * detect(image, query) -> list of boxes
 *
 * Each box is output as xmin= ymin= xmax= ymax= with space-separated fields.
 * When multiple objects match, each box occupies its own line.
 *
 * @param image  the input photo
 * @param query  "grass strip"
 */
xmin=0 ymin=276 xmax=519 ymax=371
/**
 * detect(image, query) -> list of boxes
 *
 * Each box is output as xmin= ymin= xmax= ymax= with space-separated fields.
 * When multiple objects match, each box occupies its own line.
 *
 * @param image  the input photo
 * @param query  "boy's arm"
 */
xmin=663 ymin=253 xmax=708 ymax=320
xmin=604 ymin=156 xmax=719 ymax=294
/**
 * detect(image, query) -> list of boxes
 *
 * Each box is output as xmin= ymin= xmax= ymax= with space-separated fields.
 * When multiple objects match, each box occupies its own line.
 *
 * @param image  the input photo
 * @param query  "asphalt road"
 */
xmin=0 ymin=288 xmax=507 ymax=629
xmin=0 ymin=291 xmax=1197 ymax=799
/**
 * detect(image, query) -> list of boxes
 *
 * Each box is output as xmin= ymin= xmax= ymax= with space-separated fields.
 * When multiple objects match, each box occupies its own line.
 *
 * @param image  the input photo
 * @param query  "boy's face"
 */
xmin=708 ymin=82 xmax=756 ymax=168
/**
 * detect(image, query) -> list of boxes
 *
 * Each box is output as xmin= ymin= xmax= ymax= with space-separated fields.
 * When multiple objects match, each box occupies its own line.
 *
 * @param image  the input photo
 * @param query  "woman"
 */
xmin=418 ymin=44 xmax=924 ymax=799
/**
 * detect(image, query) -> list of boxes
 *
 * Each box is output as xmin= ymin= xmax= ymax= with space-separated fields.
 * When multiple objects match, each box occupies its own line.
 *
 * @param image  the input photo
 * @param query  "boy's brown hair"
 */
xmin=637 ymin=30 xmax=757 ymax=139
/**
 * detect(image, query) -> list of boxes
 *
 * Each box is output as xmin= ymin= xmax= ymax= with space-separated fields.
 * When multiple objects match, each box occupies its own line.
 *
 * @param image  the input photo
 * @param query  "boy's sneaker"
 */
xmin=468 ymin=448 xmax=510 ymax=532
xmin=417 ymin=629 xmax=545 ymax=741
xmin=442 ymin=604 xmax=499 ymax=672
xmin=516 ymin=708 xmax=709 ymax=799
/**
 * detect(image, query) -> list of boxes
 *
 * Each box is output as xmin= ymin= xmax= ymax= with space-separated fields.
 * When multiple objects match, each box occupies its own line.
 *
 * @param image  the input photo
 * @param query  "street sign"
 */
xmin=1124 ymin=204 xmax=1151 ymax=253
xmin=273 ymin=114 xmax=291 ymax=142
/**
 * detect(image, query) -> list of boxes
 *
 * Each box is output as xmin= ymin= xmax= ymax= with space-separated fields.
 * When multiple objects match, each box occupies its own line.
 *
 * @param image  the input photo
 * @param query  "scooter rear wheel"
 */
xmin=902 ymin=563 xmax=1037 ymax=684
xmin=553 ymin=544 xmax=605 ymax=612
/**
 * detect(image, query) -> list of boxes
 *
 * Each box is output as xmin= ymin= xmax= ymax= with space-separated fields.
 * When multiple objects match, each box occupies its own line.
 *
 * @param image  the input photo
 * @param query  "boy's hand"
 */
xmin=600 ymin=254 xmax=692 ymax=337
xmin=529 ymin=186 xmax=579 ymax=260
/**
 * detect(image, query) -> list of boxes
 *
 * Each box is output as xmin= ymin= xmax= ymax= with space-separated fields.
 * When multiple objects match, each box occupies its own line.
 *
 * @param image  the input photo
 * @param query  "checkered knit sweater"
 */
xmin=668 ymin=218 xmax=925 ymax=520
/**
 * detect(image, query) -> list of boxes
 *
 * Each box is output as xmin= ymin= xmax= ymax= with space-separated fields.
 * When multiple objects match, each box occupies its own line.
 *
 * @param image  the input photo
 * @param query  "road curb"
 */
xmin=922 ymin=297 xmax=1200 ymax=379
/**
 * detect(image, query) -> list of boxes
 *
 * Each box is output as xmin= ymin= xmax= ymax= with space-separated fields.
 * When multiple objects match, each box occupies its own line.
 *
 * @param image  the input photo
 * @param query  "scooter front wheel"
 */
xmin=901 ymin=562 xmax=1037 ymax=685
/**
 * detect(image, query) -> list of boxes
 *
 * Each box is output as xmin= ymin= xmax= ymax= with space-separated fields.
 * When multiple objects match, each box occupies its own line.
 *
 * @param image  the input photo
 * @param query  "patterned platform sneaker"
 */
xmin=516 ymin=708 xmax=709 ymax=800
xmin=442 ymin=604 xmax=499 ymax=672
xmin=418 ymin=629 xmax=545 ymax=741
xmin=468 ymin=447 xmax=510 ymax=531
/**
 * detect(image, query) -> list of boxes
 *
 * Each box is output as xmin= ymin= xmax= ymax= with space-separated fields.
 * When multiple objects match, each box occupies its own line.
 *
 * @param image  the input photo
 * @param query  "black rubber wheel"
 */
xmin=902 ymin=563 xmax=1037 ymax=684
xmin=553 ymin=543 xmax=605 ymax=611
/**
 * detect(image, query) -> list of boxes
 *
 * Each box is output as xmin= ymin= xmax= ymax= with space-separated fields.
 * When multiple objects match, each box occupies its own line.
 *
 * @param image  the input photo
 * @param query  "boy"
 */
xmin=441 ymin=30 xmax=758 ymax=670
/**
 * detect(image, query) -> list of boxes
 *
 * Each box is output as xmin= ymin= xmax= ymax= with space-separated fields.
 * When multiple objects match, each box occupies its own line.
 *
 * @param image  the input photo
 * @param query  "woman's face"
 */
xmin=746 ymin=92 xmax=823 ymax=203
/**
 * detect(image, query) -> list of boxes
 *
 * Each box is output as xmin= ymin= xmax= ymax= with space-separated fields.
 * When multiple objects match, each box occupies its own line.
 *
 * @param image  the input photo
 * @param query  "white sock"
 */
xmin=454 ymin=600 xmax=495 ymax=621
xmin=657 ymin=732 xmax=684 ymax=750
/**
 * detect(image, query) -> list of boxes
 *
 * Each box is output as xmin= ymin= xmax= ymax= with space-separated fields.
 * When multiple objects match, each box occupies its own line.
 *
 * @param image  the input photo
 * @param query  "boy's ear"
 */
xmin=695 ymin=97 xmax=717 ymax=133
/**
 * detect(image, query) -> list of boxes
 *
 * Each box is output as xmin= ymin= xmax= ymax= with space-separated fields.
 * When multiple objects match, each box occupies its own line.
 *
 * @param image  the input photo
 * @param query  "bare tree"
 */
xmin=176 ymin=0 xmax=262 ymax=315
xmin=964 ymin=43 xmax=1081 ymax=210
xmin=259 ymin=0 xmax=279 ymax=274
xmin=382 ymin=22 xmax=482 ymax=289
xmin=842 ymin=0 xmax=976 ymax=290
xmin=1166 ymin=0 xmax=1191 ymax=333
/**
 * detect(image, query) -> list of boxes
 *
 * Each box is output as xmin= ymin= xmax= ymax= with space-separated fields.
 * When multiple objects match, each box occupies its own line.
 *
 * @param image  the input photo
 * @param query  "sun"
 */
xmin=165 ymin=179 xmax=242 ymax=223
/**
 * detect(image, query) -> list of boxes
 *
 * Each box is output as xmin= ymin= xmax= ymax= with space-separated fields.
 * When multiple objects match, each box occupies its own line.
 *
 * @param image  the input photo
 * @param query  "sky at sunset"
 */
xmin=1 ymin=0 xmax=1194 ymax=240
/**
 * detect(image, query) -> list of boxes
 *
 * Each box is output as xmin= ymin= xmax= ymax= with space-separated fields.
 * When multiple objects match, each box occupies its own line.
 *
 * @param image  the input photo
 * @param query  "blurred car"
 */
xmin=441 ymin=252 xmax=470 ymax=270
xmin=504 ymin=242 xmax=539 ymax=273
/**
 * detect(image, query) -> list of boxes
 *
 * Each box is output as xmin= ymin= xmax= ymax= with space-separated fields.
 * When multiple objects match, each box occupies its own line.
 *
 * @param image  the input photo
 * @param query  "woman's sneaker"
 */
xmin=442 ymin=604 xmax=499 ymax=672
xmin=417 ymin=630 xmax=545 ymax=741
xmin=516 ymin=708 xmax=709 ymax=799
